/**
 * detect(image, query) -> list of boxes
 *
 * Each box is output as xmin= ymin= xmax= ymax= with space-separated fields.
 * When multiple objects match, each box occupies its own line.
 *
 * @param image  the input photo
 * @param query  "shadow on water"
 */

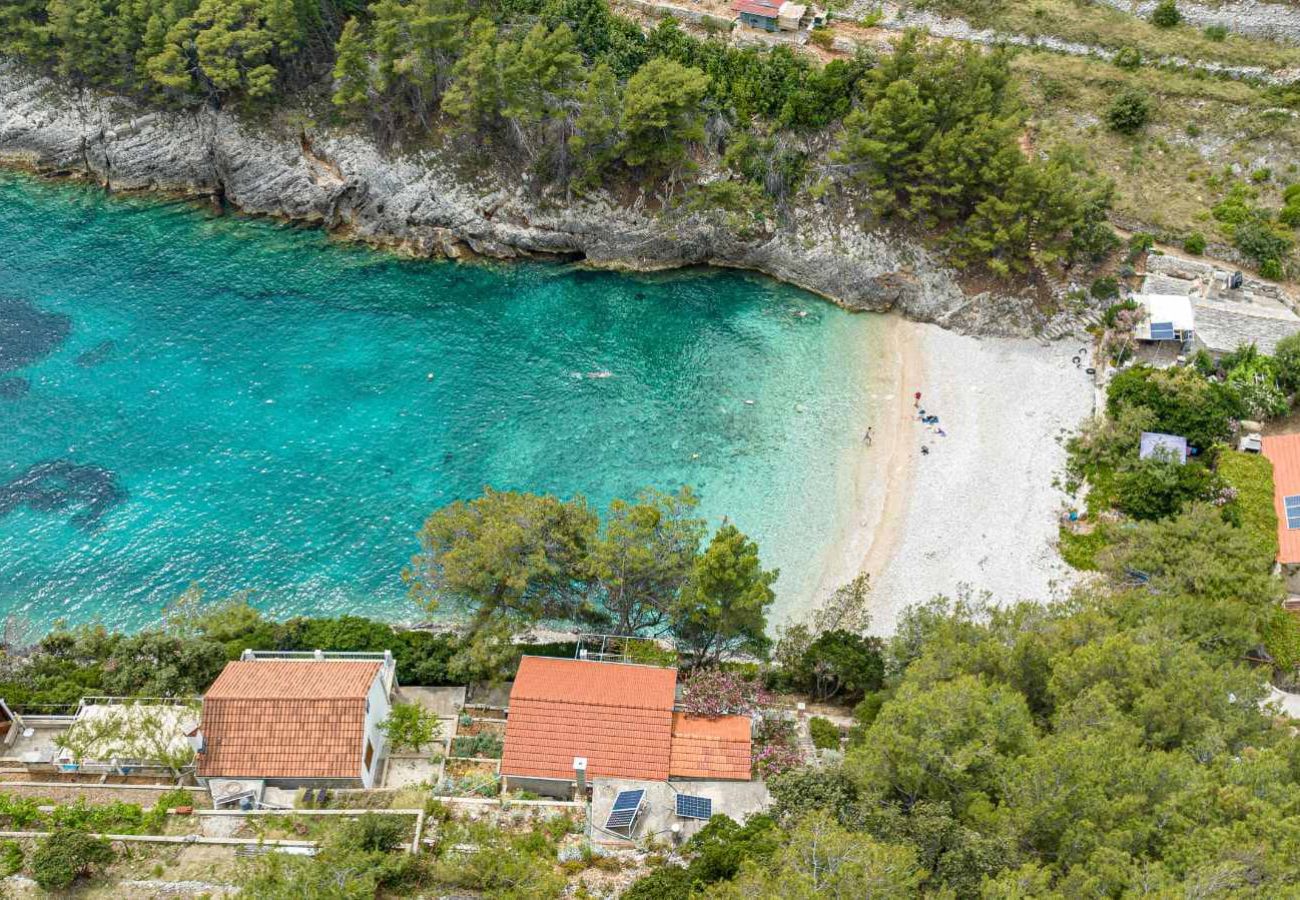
xmin=0 ymin=461 xmax=125 ymax=529
xmin=75 ymin=339 xmax=115 ymax=368
xmin=0 ymin=297 xmax=71 ymax=373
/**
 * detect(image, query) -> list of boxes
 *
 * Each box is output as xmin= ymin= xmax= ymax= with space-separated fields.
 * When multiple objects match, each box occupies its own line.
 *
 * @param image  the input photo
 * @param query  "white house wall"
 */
xmin=360 ymin=672 xmax=392 ymax=789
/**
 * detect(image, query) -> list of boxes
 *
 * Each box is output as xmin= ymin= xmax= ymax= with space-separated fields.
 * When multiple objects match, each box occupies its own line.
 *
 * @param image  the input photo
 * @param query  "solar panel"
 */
xmin=605 ymin=789 xmax=645 ymax=831
xmin=676 ymin=794 xmax=712 ymax=820
xmin=1149 ymin=321 xmax=1176 ymax=341
xmin=1286 ymin=495 xmax=1300 ymax=529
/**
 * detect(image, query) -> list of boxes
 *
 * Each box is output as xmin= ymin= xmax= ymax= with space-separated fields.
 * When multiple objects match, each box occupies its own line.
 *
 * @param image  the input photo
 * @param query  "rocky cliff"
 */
xmin=0 ymin=61 xmax=1070 ymax=338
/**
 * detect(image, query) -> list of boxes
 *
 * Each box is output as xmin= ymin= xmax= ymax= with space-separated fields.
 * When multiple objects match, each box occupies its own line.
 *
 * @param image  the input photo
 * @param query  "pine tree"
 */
xmin=502 ymin=23 xmax=582 ymax=158
xmin=569 ymin=61 xmax=621 ymax=190
xmin=440 ymin=18 xmax=502 ymax=133
xmin=331 ymin=17 xmax=370 ymax=118
xmin=619 ymin=57 xmax=710 ymax=176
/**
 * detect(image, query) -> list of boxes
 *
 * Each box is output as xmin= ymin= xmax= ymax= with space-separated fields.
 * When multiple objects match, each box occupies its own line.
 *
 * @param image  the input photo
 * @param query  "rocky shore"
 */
xmin=0 ymin=60 xmax=1074 ymax=339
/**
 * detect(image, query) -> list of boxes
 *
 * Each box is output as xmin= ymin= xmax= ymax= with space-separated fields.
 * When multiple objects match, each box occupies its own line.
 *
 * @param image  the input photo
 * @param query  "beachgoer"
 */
xmin=937 ymin=428 xmax=946 ymax=437
xmin=914 ymin=391 xmax=922 ymax=408
xmin=921 ymin=445 xmax=930 ymax=455
xmin=863 ymin=427 xmax=873 ymax=445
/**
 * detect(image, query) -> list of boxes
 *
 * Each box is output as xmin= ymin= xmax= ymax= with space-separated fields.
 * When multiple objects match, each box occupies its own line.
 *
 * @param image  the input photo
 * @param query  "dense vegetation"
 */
xmin=1068 ymin=334 xmax=1300 ymax=528
xmin=0 ymin=0 xmax=1118 ymax=278
xmin=622 ymin=505 xmax=1300 ymax=896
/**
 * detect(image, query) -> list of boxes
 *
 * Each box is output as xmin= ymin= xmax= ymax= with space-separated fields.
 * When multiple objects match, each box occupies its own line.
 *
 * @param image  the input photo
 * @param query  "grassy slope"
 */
xmin=982 ymin=0 xmax=1300 ymax=70
xmin=1013 ymin=51 xmax=1300 ymax=240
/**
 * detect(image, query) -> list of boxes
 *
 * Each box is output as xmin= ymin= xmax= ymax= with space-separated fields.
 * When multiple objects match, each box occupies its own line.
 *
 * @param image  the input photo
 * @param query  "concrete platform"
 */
xmin=590 ymin=777 xmax=771 ymax=845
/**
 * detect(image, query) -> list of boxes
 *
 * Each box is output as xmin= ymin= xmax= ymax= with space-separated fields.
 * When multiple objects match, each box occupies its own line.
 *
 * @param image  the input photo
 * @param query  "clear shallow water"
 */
xmin=0 ymin=174 xmax=877 ymax=632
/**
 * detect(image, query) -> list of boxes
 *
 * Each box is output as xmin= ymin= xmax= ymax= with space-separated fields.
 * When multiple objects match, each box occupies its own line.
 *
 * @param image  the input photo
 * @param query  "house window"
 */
xmin=364 ymin=738 xmax=375 ymax=771
xmin=1286 ymin=495 xmax=1300 ymax=529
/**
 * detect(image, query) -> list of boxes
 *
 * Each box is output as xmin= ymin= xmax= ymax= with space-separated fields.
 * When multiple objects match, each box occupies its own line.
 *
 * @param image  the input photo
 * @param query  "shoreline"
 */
xmin=0 ymin=59 xmax=1098 ymax=342
xmin=808 ymin=314 xmax=922 ymax=619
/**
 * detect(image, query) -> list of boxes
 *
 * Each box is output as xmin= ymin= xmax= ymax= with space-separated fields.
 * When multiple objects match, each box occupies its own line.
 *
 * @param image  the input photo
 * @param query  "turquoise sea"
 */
xmin=0 ymin=173 xmax=878 ymax=632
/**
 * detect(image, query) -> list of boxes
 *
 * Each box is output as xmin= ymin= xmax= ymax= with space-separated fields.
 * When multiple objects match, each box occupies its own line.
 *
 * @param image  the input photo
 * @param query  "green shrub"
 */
xmin=1184 ymin=231 xmax=1206 ymax=255
xmin=1204 ymin=24 xmax=1228 ymax=41
xmin=1212 ymin=183 xmax=1259 ymax=225
xmin=1107 ymin=88 xmax=1152 ymax=134
xmin=848 ymin=691 xmax=887 ymax=745
xmin=808 ymin=716 xmax=841 ymax=750
xmin=1127 ymin=231 xmax=1156 ymax=262
xmin=1106 ymin=365 xmax=1243 ymax=450
xmin=1151 ymin=0 xmax=1180 ymax=28
xmin=336 ymin=813 xmax=409 ymax=853
xmin=29 ymin=829 xmax=114 ymax=890
xmin=1274 ymin=332 xmax=1300 ymax=393
xmin=1278 ymin=203 xmax=1300 ymax=228
xmin=0 ymin=840 xmax=22 ymax=876
xmin=1233 ymin=215 xmax=1292 ymax=270
xmin=1261 ymin=257 xmax=1286 ymax=281
xmin=1252 ymin=167 xmax=1273 ymax=183
xmin=1217 ymin=450 xmax=1279 ymax=564
xmin=1114 ymin=457 xmax=1215 ymax=521
xmin=1059 ymin=523 xmax=1111 ymax=570
xmin=1090 ymin=276 xmax=1120 ymax=299
xmin=1114 ymin=47 xmax=1143 ymax=70
xmin=451 ymin=732 xmax=503 ymax=759
xmin=1103 ymin=299 xmax=1140 ymax=328
xmin=381 ymin=702 xmax=442 ymax=753
xmin=1262 ymin=607 xmax=1300 ymax=673
xmin=623 ymin=865 xmax=694 ymax=899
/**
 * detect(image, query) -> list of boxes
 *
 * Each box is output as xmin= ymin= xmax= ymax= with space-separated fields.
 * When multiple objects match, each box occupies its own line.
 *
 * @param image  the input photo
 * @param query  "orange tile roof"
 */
xmin=669 ymin=713 xmax=752 ymax=780
xmin=198 ymin=661 xmax=381 ymax=779
xmin=1261 ymin=436 xmax=1296 ymax=563
xmin=501 ymin=657 xmax=677 ymax=781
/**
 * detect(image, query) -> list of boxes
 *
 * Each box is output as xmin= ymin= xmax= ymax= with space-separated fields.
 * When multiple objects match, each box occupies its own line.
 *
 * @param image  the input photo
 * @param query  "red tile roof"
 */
xmin=733 ymin=0 xmax=780 ymax=16
xmin=1261 ymin=435 xmax=1296 ymax=562
xmin=501 ymin=657 xmax=677 ymax=781
xmin=198 ymin=661 xmax=381 ymax=780
xmin=670 ymin=713 xmax=752 ymax=780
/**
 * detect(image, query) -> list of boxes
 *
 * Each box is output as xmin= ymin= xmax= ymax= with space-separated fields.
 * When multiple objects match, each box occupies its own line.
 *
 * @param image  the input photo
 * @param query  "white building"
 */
xmin=1134 ymin=293 xmax=1196 ymax=344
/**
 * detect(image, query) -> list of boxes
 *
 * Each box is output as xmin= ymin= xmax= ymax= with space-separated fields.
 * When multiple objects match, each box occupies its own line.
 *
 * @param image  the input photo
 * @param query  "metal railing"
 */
xmin=238 ymin=649 xmax=398 ymax=692
xmin=573 ymin=634 xmax=677 ymax=667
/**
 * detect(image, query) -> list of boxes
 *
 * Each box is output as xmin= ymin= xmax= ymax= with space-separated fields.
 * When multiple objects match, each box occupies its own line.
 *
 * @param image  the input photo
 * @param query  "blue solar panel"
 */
xmin=1149 ymin=321 xmax=1176 ymax=340
xmin=676 ymin=794 xmax=712 ymax=820
xmin=1286 ymin=495 xmax=1300 ymax=529
xmin=605 ymin=789 xmax=645 ymax=830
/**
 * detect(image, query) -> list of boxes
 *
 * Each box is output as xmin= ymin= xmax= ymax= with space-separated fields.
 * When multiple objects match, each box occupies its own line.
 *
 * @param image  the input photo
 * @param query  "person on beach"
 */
xmin=863 ymin=427 xmax=873 ymax=445
xmin=914 ymin=391 xmax=922 ymax=408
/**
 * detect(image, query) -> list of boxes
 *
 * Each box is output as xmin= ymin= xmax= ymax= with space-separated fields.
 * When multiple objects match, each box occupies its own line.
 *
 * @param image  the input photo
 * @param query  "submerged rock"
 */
xmin=0 ymin=460 xmax=125 ymax=529
xmin=0 ymin=296 xmax=70 ymax=373
xmin=75 ymin=338 xmax=115 ymax=367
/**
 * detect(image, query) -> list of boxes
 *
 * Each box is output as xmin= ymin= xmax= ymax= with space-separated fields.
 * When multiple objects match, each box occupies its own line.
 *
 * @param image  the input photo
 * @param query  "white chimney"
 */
xmin=573 ymin=756 xmax=588 ymax=796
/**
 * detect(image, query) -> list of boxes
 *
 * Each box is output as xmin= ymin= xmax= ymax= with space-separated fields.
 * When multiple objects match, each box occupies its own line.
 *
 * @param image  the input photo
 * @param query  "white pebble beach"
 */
xmin=811 ymin=316 xmax=1097 ymax=635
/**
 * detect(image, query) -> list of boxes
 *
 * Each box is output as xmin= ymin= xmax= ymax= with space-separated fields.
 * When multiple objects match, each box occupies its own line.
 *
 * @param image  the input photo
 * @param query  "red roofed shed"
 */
xmin=501 ymin=657 xmax=752 ymax=797
xmin=1262 ymin=435 xmax=1298 ymax=564
xmin=670 ymin=712 xmax=752 ymax=780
